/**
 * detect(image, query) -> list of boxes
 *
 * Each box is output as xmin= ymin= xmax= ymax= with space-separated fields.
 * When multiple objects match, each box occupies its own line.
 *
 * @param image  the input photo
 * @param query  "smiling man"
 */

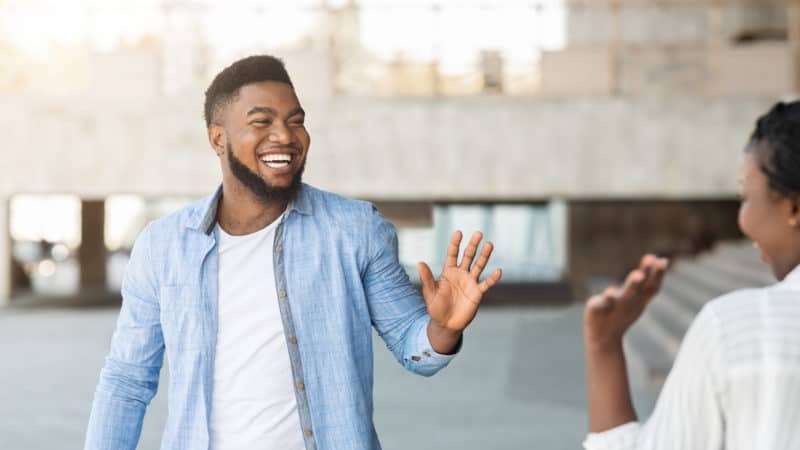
xmin=84 ymin=55 xmax=502 ymax=450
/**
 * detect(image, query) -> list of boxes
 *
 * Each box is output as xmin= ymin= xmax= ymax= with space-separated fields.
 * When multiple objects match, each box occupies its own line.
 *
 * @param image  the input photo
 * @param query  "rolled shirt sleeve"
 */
xmin=363 ymin=206 xmax=459 ymax=377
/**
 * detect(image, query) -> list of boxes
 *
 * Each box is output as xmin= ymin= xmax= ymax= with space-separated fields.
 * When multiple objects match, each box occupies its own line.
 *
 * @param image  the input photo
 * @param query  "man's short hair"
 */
xmin=203 ymin=55 xmax=293 ymax=127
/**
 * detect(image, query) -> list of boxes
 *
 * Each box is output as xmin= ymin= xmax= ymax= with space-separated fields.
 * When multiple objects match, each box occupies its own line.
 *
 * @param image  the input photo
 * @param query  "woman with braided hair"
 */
xmin=583 ymin=101 xmax=800 ymax=450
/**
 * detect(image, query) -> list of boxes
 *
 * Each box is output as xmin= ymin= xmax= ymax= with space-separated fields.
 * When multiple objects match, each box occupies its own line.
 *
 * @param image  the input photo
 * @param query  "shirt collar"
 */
xmin=188 ymin=183 xmax=313 ymax=235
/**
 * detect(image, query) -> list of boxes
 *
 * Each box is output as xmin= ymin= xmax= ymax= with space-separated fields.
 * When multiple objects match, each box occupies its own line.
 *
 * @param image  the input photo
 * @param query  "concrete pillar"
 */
xmin=0 ymin=196 xmax=9 ymax=306
xmin=609 ymin=0 xmax=621 ymax=95
xmin=706 ymin=0 xmax=723 ymax=95
xmin=79 ymin=199 xmax=107 ymax=290
xmin=789 ymin=0 xmax=800 ymax=94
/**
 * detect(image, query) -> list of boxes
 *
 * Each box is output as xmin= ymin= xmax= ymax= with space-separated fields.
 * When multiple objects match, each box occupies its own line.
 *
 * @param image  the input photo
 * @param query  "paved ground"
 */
xmin=0 ymin=303 xmax=657 ymax=450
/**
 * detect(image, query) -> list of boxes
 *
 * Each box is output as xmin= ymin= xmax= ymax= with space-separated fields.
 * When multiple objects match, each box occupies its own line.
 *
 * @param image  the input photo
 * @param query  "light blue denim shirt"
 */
xmin=85 ymin=184 xmax=458 ymax=450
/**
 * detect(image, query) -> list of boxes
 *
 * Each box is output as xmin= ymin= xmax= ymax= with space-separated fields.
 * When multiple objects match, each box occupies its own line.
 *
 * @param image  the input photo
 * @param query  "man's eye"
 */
xmin=253 ymin=119 xmax=271 ymax=125
xmin=290 ymin=121 xmax=305 ymax=127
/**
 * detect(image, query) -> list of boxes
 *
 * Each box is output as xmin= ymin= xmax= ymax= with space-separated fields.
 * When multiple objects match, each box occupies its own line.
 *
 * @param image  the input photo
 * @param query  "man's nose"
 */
xmin=268 ymin=121 xmax=294 ymax=145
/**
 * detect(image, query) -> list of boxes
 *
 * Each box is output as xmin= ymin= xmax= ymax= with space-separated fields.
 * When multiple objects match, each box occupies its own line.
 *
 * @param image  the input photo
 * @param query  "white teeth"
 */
xmin=261 ymin=153 xmax=292 ymax=163
xmin=260 ymin=153 xmax=293 ymax=169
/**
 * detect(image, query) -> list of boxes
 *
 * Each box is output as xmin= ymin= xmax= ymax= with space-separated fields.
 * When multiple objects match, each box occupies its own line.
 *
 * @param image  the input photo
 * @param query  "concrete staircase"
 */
xmin=624 ymin=241 xmax=774 ymax=387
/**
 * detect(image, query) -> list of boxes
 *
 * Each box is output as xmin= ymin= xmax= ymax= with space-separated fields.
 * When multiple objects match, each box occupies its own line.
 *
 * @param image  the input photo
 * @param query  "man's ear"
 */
xmin=208 ymin=124 xmax=226 ymax=156
xmin=791 ymin=196 xmax=800 ymax=229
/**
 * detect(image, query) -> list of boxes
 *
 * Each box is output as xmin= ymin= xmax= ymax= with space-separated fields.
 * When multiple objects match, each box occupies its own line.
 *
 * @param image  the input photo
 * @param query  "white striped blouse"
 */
xmin=584 ymin=265 xmax=800 ymax=450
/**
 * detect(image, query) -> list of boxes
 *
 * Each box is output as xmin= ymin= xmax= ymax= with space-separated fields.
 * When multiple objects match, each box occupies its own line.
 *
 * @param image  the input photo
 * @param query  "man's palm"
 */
xmin=418 ymin=231 xmax=502 ymax=331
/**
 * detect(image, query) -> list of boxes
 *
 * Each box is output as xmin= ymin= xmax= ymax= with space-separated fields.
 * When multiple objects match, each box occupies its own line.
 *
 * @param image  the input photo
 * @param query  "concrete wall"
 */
xmin=541 ymin=48 xmax=614 ymax=95
xmin=721 ymin=3 xmax=788 ymax=41
xmin=619 ymin=46 xmax=707 ymax=95
xmin=566 ymin=3 xmax=707 ymax=47
xmin=559 ymin=1 xmax=794 ymax=96
xmin=709 ymin=42 xmax=794 ymax=95
xmin=619 ymin=5 xmax=707 ymax=46
xmin=0 ymin=93 xmax=780 ymax=201
xmin=566 ymin=1 xmax=787 ymax=47
xmin=542 ymin=43 xmax=792 ymax=96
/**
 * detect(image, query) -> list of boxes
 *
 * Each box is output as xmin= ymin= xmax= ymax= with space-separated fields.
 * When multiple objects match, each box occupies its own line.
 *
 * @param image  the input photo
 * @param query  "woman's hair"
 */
xmin=748 ymin=101 xmax=800 ymax=197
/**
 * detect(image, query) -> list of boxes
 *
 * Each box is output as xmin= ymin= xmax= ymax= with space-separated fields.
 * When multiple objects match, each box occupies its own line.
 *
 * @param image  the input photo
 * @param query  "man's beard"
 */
xmin=227 ymin=142 xmax=304 ymax=205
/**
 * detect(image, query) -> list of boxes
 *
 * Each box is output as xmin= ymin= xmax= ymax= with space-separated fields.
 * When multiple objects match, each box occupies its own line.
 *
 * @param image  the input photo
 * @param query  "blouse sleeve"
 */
xmin=583 ymin=305 xmax=726 ymax=450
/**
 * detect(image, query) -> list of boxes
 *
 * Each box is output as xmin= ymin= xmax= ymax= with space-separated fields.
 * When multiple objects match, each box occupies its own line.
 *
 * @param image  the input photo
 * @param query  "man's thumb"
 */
xmin=417 ymin=262 xmax=436 ymax=301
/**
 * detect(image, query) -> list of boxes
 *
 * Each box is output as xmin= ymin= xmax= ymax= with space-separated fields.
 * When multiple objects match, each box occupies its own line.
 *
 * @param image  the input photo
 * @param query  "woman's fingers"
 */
xmin=640 ymin=257 xmax=669 ymax=301
xmin=616 ymin=269 xmax=646 ymax=304
xmin=587 ymin=289 xmax=615 ymax=313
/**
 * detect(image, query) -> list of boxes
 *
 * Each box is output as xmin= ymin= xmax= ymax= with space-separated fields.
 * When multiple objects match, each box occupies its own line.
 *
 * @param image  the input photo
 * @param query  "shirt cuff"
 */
xmin=583 ymin=421 xmax=640 ymax=450
xmin=414 ymin=317 xmax=461 ymax=366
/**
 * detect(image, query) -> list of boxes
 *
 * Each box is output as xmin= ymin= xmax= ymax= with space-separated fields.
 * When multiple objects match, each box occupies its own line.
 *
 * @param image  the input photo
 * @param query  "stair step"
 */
xmin=672 ymin=259 xmax=767 ymax=295
xmin=644 ymin=290 xmax=695 ymax=342
xmin=623 ymin=239 xmax=774 ymax=389
xmin=694 ymin=255 xmax=774 ymax=288
xmin=659 ymin=275 xmax=714 ymax=312
xmin=625 ymin=317 xmax=675 ymax=384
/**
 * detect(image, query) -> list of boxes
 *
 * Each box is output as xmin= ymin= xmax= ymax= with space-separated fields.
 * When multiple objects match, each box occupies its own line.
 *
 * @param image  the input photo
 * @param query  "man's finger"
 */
xmin=478 ymin=268 xmax=502 ymax=293
xmin=417 ymin=262 xmax=437 ymax=303
xmin=469 ymin=241 xmax=493 ymax=279
xmin=445 ymin=231 xmax=463 ymax=267
xmin=459 ymin=231 xmax=484 ymax=271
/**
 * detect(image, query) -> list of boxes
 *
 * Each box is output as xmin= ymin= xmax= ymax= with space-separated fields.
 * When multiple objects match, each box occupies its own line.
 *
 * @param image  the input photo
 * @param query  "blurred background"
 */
xmin=0 ymin=0 xmax=796 ymax=448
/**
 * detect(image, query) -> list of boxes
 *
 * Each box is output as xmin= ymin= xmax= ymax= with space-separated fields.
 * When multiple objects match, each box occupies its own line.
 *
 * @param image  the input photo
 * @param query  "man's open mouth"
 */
xmin=260 ymin=153 xmax=293 ymax=169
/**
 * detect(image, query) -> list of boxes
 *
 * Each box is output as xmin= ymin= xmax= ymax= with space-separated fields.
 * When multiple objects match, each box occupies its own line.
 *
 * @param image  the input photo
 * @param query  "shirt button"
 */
xmin=279 ymin=290 xmax=287 ymax=298
xmin=304 ymin=429 xmax=313 ymax=437
xmin=275 ymin=245 xmax=282 ymax=252
xmin=288 ymin=337 xmax=297 ymax=344
xmin=297 ymin=382 xmax=305 ymax=390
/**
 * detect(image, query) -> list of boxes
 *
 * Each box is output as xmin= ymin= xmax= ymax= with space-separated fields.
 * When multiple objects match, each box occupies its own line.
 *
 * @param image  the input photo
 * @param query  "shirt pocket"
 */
xmin=160 ymin=285 xmax=206 ymax=352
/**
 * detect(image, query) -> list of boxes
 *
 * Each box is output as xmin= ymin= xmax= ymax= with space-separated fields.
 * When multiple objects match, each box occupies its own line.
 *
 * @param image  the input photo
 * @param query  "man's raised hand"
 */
xmin=417 ymin=230 xmax=503 ymax=333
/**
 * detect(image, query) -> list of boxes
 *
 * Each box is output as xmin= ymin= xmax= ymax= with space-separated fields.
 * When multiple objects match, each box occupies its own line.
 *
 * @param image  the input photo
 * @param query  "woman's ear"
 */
xmin=790 ymin=196 xmax=800 ymax=229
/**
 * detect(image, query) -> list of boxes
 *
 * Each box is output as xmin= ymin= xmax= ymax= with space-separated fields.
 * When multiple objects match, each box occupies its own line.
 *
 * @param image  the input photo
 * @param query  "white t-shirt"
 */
xmin=210 ymin=218 xmax=305 ymax=450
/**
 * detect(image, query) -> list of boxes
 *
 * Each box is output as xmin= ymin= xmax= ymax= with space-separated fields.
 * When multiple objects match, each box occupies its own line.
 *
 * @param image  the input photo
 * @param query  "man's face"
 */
xmin=213 ymin=81 xmax=310 ymax=204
